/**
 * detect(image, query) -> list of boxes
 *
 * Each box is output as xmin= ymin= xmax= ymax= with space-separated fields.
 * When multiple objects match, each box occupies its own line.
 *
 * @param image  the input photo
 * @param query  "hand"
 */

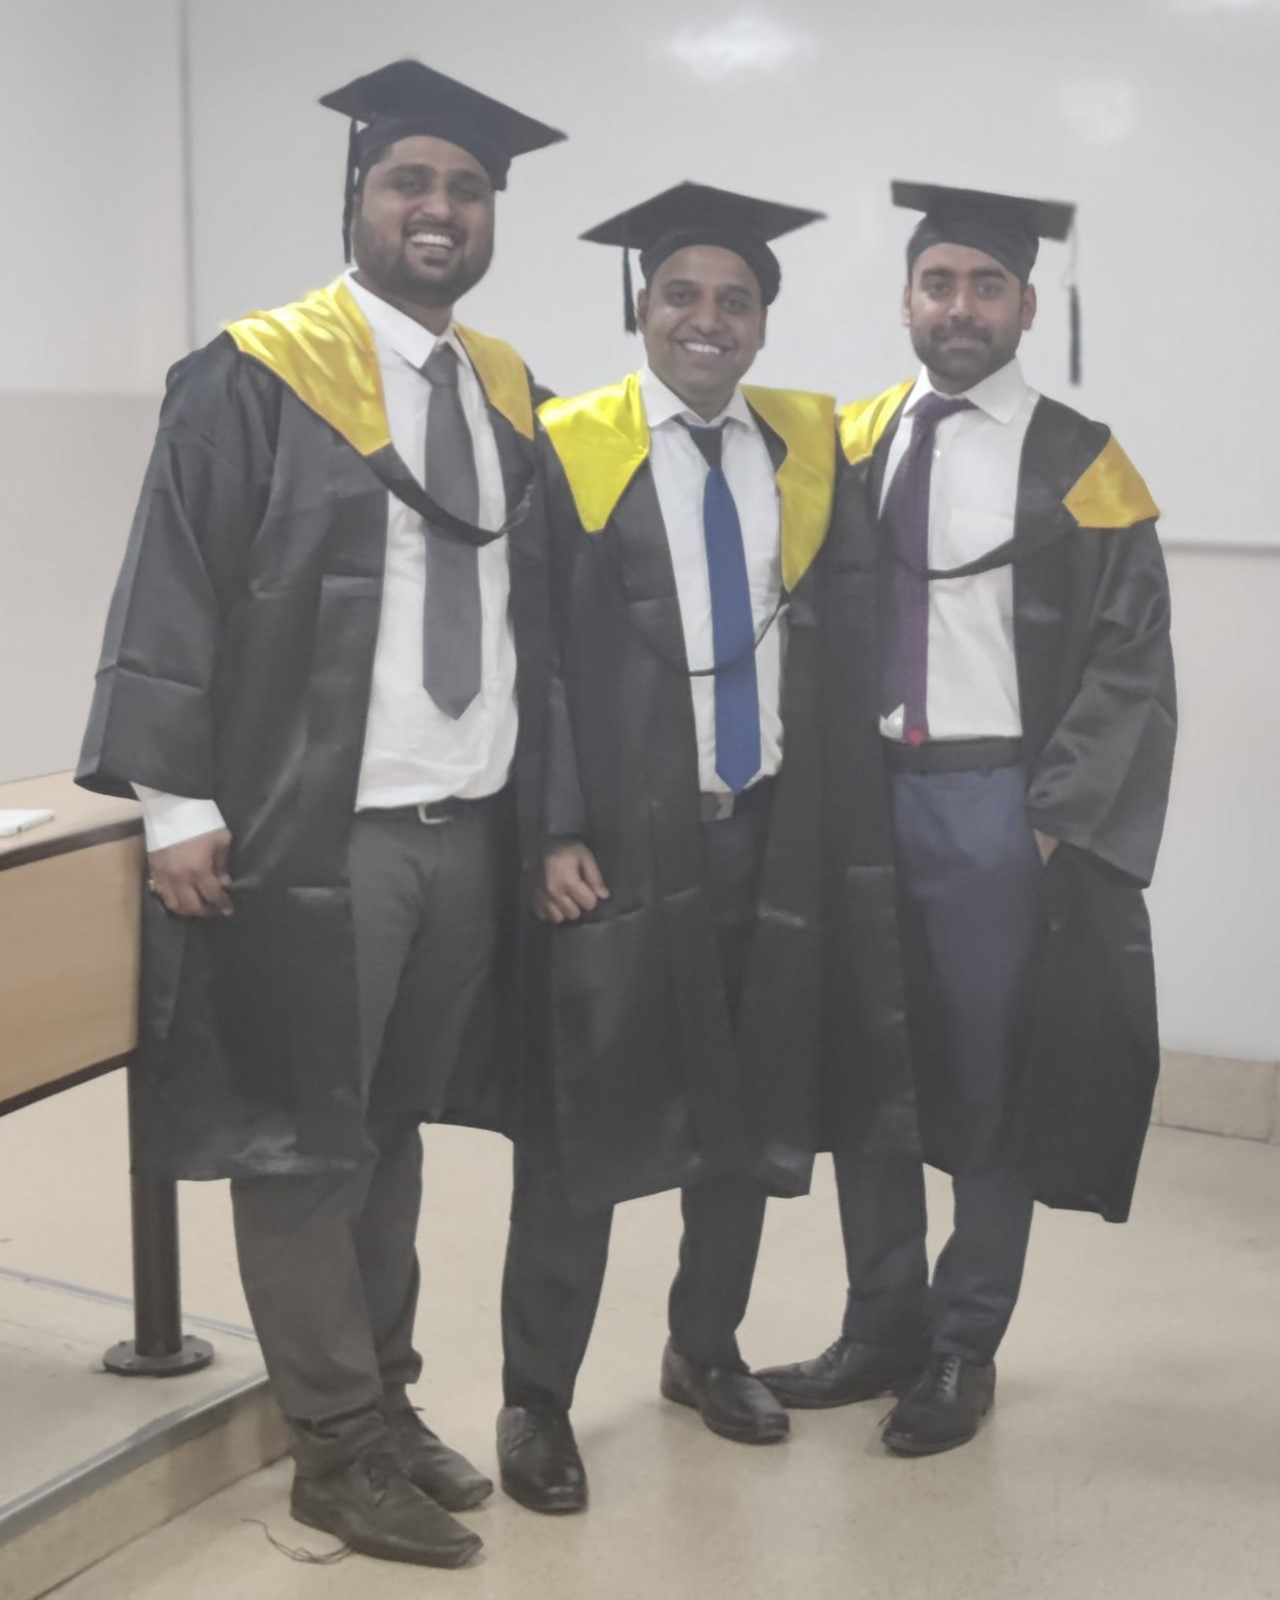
xmin=148 ymin=828 xmax=234 ymax=917
xmin=534 ymin=839 xmax=609 ymax=924
xmin=1034 ymin=830 xmax=1060 ymax=865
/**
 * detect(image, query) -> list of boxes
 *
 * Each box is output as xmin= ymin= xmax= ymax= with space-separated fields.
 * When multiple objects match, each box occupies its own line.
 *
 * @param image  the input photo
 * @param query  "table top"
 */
xmin=0 ymin=772 xmax=141 ymax=871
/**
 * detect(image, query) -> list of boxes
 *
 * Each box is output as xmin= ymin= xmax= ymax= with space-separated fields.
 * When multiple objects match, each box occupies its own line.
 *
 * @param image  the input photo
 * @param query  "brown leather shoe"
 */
xmin=755 ymin=1336 xmax=929 ymax=1409
xmin=385 ymin=1408 xmax=493 ymax=1510
xmin=659 ymin=1342 xmax=789 ymax=1444
xmin=497 ymin=1403 xmax=588 ymax=1514
xmin=882 ymin=1354 xmax=996 ymax=1456
xmin=291 ymin=1447 xmax=482 ymax=1568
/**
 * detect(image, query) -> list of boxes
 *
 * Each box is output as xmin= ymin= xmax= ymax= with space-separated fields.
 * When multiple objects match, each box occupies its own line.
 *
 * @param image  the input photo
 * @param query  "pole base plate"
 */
xmin=103 ymin=1335 xmax=215 ymax=1378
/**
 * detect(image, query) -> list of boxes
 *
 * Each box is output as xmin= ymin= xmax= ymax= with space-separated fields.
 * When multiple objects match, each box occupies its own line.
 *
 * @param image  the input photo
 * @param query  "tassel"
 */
xmin=1068 ymin=284 xmax=1082 ymax=386
xmin=341 ymin=119 xmax=360 ymax=263
xmin=623 ymin=248 xmax=637 ymax=334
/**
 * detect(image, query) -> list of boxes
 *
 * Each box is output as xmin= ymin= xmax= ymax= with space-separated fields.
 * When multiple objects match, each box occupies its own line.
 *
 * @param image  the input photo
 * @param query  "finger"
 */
xmin=172 ymin=880 xmax=213 ymax=918
xmin=580 ymin=853 xmax=610 ymax=898
xmin=551 ymin=890 xmax=583 ymax=922
xmin=562 ymin=876 xmax=599 ymax=913
xmin=212 ymin=834 xmax=231 ymax=879
xmin=153 ymin=879 xmax=185 ymax=916
xmin=196 ymin=872 xmax=234 ymax=916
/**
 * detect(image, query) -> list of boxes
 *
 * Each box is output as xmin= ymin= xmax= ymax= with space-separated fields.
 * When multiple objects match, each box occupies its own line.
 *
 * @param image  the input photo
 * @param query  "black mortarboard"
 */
xmin=580 ymin=181 xmax=826 ymax=333
xmin=321 ymin=60 xmax=566 ymax=260
xmin=893 ymin=181 xmax=1081 ymax=383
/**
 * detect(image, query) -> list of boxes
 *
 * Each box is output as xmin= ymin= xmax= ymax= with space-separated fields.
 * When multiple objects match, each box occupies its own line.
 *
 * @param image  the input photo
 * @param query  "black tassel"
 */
xmin=623 ymin=248 xmax=637 ymax=334
xmin=341 ymin=119 xmax=360 ymax=263
xmin=1068 ymin=283 xmax=1082 ymax=386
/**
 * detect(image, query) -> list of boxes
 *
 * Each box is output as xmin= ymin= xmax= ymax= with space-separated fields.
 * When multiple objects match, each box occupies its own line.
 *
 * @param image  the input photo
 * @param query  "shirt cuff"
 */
xmin=132 ymin=786 xmax=226 ymax=853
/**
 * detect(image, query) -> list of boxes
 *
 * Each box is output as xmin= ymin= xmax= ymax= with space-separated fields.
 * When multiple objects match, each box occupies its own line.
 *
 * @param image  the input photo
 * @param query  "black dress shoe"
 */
xmin=291 ymin=1447 xmax=482 ymax=1567
xmin=385 ymin=1408 xmax=493 ymax=1511
xmin=756 ymin=1336 xmax=929 ymax=1410
xmin=659 ymin=1342 xmax=789 ymax=1445
xmin=497 ymin=1403 xmax=588 ymax=1514
xmin=882 ymin=1353 xmax=996 ymax=1456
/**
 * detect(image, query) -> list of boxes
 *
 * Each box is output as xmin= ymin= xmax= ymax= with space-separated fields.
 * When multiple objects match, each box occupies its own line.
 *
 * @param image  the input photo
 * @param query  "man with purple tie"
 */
xmin=495 ymin=183 xmax=900 ymax=1514
xmin=759 ymin=182 xmax=1176 ymax=1455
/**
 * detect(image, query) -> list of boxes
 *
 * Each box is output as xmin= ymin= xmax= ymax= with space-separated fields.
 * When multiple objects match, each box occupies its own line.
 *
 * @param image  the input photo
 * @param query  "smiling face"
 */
xmin=351 ymin=134 xmax=495 ymax=323
xmin=636 ymin=244 xmax=767 ymax=419
xmin=904 ymin=241 xmax=1036 ymax=392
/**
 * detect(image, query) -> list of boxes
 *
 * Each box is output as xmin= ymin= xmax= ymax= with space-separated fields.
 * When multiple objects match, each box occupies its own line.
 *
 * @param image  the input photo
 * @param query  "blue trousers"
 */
xmin=834 ymin=765 xmax=1043 ymax=1363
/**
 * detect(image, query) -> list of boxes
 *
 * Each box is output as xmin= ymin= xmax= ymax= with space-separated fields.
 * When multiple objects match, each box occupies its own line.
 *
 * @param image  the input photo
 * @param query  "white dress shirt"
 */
xmin=879 ymin=358 xmax=1039 ymax=743
xmin=136 ymin=272 xmax=516 ymax=851
xmin=640 ymin=366 xmax=784 ymax=793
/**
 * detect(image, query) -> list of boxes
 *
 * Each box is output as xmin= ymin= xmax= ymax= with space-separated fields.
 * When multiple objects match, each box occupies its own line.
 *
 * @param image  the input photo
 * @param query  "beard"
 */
xmin=911 ymin=320 xmax=1019 ymax=388
xmin=352 ymin=218 xmax=493 ymax=309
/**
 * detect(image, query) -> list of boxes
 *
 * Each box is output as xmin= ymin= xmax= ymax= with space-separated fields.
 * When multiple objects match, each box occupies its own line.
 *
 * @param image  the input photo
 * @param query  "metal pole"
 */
xmin=104 ymin=1074 xmax=213 ymax=1377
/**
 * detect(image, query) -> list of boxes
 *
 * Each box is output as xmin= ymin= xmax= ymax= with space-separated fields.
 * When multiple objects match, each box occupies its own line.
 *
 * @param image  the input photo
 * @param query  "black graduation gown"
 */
xmin=76 ymin=279 xmax=549 ymax=1180
xmin=535 ymin=375 xmax=841 ymax=1211
xmin=837 ymin=381 xmax=1177 ymax=1223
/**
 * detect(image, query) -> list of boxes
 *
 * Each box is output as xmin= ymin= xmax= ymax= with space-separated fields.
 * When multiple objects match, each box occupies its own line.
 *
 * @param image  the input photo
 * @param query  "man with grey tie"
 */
xmin=76 ymin=62 xmax=562 ymax=1568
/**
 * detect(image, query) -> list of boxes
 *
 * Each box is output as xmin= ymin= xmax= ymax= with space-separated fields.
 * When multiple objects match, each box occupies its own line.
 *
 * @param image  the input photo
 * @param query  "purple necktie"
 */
xmin=880 ymin=393 xmax=974 ymax=743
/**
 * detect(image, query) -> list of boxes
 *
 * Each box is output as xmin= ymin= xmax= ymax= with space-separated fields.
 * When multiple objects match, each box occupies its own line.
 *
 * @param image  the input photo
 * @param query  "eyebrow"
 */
xmin=920 ymin=266 xmax=1010 ymax=283
xmin=378 ymin=161 xmax=488 ymax=185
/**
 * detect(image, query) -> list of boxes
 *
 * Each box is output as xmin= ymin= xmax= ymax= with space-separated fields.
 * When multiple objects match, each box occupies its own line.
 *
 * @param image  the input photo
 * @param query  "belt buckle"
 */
xmin=415 ymin=802 xmax=453 ymax=827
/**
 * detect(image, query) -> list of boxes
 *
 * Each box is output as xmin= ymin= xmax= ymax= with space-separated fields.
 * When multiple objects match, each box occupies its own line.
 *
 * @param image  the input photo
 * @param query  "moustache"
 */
xmin=933 ymin=323 xmax=991 ymax=344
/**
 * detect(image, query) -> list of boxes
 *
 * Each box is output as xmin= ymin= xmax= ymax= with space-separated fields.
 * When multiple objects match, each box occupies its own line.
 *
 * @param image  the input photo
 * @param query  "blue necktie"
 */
xmin=683 ymin=422 xmax=761 ymax=793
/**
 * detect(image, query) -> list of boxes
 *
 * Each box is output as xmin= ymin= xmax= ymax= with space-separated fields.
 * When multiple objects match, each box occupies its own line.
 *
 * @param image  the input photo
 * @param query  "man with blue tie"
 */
xmin=494 ymin=183 xmax=860 ymax=1514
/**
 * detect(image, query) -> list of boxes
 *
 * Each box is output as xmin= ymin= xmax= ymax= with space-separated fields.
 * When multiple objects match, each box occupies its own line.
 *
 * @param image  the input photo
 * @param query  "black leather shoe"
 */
xmin=756 ymin=1336 xmax=929 ymax=1409
xmin=882 ymin=1353 xmax=996 ymax=1456
xmin=385 ymin=1408 xmax=493 ymax=1511
xmin=291 ymin=1447 xmax=482 ymax=1567
xmin=497 ymin=1404 xmax=587 ymax=1514
xmin=659 ymin=1342 xmax=789 ymax=1444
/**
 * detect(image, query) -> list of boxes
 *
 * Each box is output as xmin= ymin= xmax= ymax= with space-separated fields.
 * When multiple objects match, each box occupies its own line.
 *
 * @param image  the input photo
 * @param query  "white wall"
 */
xmin=0 ymin=0 xmax=1274 ymax=1065
xmin=1152 ymin=551 xmax=1280 ymax=1062
xmin=0 ymin=0 xmax=187 ymax=783
xmin=185 ymin=0 xmax=1280 ymax=549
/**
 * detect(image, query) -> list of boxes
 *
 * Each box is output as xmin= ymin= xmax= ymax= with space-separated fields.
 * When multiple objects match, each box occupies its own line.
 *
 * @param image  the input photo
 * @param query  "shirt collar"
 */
xmin=344 ymin=270 xmax=468 ymax=375
xmin=639 ymin=365 xmax=754 ymax=433
xmin=906 ymin=356 xmax=1031 ymax=425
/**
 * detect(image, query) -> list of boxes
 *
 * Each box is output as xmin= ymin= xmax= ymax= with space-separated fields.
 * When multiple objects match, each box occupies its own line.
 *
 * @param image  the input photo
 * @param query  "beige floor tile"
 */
xmin=3 ymin=1081 xmax=1279 ymax=1600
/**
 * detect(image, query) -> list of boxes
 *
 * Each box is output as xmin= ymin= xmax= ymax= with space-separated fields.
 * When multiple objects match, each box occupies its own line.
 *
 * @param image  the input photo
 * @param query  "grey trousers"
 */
xmin=231 ymin=804 xmax=502 ymax=1476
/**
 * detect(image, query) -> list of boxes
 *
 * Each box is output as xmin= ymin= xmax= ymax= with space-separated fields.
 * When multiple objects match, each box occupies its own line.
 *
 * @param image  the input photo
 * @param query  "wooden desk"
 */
xmin=0 ymin=772 xmax=143 ymax=1112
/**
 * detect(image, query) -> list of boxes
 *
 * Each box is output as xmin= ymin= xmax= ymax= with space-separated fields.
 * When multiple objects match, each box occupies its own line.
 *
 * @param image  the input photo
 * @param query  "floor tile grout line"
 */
xmin=0 ymin=1264 xmax=257 ymax=1341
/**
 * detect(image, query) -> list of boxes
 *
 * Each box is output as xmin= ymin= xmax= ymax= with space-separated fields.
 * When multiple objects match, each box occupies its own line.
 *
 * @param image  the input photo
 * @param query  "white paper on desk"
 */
xmin=0 ymin=808 xmax=56 ymax=837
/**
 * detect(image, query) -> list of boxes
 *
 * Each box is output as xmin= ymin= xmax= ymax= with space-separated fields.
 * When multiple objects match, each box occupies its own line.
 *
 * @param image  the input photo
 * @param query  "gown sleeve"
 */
xmin=76 ymin=338 xmax=276 ymax=800
xmin=1025 ymin=519 xmax=1177 ymax=886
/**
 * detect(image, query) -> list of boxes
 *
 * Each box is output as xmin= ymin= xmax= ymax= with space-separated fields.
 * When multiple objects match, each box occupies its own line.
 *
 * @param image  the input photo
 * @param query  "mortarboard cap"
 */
xmin=893 ymin=180 xmax=1082 ymax=384
xmin=321 ymin=60 xmax=566 ymax=260
xmin=581 ymin=181 xmax=825 ymax=332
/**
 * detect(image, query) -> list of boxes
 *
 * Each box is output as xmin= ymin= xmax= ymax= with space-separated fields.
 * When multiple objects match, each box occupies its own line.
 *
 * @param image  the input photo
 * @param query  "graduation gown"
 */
xmin=76 ymin=278 xmax=549 ymax=1180
xmin=836 ymin=381 xmax=1177 ymax=1223
xmin=536 ymin=374 xmax=847 ymax=1211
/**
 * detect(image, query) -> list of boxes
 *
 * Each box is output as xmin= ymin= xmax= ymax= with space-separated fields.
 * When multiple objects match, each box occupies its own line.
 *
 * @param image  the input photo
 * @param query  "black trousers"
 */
xmin=834 ymin=765 xmax=1042 ymax=1364
xmin=501 ymin=797 xmax=771 ymax=1411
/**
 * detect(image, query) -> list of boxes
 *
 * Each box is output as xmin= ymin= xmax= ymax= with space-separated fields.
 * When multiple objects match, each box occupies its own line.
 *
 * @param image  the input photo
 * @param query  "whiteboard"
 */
xmin=185 ymin=0 xmax=1280 ymax=549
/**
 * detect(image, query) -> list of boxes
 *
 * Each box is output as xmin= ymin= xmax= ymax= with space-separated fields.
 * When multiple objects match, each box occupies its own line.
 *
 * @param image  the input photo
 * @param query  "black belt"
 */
xmin=699 ymin=776 xmax=777 ymax=823
xmin=883 ymin=737 xmax=1023 ymax=775
xmin=365 ymin=784 xmax=513 ymax=826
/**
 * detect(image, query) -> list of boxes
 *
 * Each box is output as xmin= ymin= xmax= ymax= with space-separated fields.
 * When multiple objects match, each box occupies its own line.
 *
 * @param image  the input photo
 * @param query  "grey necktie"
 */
xmin=421 ymin=342 xmax=482 ymax=718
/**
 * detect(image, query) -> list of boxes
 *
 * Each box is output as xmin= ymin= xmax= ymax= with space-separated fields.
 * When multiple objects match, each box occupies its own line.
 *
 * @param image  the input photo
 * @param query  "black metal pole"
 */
xmin=104 ymin=1070 xmax=213 ymax=1377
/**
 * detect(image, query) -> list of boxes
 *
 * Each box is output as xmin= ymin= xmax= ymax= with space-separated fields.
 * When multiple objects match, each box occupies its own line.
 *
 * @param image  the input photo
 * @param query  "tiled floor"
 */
xmin=3 ymin=1076 xmax=1279 ymax=1600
